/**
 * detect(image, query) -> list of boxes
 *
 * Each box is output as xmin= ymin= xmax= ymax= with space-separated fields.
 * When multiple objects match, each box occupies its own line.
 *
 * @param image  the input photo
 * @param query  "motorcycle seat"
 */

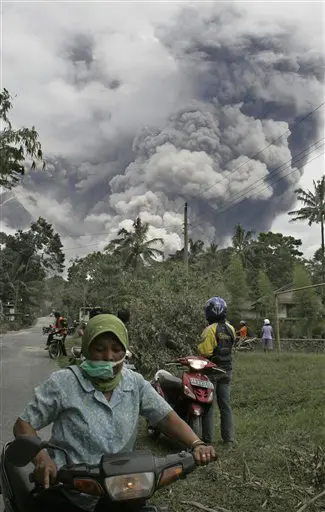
xmin=158 ymin=372 xmax=182 ymax=390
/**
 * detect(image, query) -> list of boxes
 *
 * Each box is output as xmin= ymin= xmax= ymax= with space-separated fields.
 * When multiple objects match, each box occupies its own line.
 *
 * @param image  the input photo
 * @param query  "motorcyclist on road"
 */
xmin=197 ymin=297 xmax=236 ymax=446
xmin=45 ymin=311 xmax=68 ymax=355
xmin=14 ymin=314 xmax=216 ymax=512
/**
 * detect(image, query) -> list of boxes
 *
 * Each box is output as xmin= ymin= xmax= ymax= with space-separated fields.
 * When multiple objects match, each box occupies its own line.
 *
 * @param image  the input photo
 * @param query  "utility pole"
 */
xmin=183 ymin=202 xmax=189 ymax=269
xmin=275 ymin=293 xmax=281 ymax=356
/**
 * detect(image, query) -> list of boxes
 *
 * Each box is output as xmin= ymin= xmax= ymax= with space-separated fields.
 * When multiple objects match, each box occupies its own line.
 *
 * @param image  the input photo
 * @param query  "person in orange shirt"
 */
xmin=239 ymin=321 xmax=248 ymax=338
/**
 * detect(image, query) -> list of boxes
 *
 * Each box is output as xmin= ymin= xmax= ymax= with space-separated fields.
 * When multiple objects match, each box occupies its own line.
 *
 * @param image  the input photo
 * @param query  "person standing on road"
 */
xmin=262 ymin=318 xmax=273 ymax=352
xmin=197 ymin=296 xmax=236 ymax=447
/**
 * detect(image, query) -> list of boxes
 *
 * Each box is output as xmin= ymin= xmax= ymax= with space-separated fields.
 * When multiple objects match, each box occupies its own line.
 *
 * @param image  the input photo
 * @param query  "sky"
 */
xmin=1 ymin=0 xmax=325 ymax=265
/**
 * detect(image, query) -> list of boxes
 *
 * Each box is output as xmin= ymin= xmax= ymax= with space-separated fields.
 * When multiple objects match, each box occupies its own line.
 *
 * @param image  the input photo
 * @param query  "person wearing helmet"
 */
xmin=197 ymin=297 xmax=236 ymax=446
xmin=238 ymin=320 xmax=248 ymax=338
xmin=262 ymin=318 xmax=273 ymax=352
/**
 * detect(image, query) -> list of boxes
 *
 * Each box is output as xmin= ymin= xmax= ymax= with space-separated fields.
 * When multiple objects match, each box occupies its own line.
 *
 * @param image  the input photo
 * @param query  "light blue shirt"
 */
xmin=262 ymin=325 xmax=273 ymax=340
xmin=19 ymin=365 xmax=172 ymax=510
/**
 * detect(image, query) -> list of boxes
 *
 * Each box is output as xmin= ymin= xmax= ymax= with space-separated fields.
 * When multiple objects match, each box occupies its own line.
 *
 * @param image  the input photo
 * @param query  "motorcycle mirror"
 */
xmin=6 ymin=436 xmax=46 ymax=467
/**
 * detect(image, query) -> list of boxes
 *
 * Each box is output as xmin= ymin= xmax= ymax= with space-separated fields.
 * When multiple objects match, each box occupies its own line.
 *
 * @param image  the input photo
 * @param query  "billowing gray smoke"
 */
xmin=3 ymin=2 xmax=324 ymax=257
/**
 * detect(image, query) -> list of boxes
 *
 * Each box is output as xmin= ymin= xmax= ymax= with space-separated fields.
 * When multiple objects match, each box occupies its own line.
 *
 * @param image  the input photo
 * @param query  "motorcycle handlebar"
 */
xmin=29 ymin=451 xmax=196 ymax=493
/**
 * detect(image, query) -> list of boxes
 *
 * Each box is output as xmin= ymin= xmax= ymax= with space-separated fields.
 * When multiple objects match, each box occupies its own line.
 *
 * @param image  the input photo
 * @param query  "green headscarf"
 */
xmin=81 ymin=314 xmax=129 ymax=393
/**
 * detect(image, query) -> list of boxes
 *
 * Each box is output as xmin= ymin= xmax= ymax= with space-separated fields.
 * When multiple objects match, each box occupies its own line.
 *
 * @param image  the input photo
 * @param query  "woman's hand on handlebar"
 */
xmin=193 ymin=444 xmax=216 ymax=466
xmin=33 ymin=451 xmax=57 ymax=489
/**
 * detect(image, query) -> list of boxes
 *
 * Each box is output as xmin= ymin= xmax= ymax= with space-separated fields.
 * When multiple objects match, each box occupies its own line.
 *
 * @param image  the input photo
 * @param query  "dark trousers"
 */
xmin=202 ymin=372 xmax=234 ymax=443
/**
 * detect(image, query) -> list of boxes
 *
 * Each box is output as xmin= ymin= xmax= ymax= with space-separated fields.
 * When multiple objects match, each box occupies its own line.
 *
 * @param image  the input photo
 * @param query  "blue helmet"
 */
xmin=205 ymin=296 xmax=227 ymax=322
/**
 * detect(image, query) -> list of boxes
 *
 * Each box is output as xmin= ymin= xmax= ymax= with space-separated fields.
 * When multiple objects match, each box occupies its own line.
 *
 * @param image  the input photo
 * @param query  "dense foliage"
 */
xmin=2 ymin=211 xmax=324 ymax=363
xmin=0 ymin=88 xmax=45 ymax=188
xmin=0 ymin=218 xmax=64 ymax=328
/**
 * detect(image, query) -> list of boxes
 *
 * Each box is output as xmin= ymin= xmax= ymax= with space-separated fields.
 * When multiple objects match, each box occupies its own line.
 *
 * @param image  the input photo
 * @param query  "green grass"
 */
xmin=136 ymin=353 xmax=325 ymax=512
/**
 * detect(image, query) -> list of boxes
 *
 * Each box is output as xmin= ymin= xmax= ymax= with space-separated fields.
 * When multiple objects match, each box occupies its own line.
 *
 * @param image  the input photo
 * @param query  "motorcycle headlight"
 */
xmin=104 ymin=472 xmax=155 ymax=501
xmin=188 ymin=359 xmax=208 ymax=370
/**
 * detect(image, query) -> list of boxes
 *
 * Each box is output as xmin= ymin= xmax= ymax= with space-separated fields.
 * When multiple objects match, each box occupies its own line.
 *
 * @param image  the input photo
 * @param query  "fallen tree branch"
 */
xmin=180 ymin=500 xmax=232 ymax=512
xmin=296 ymin=489 xmax=325 ymax=512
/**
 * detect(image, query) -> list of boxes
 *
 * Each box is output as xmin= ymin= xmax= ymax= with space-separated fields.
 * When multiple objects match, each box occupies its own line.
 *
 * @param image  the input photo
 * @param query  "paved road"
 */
xmin=0 ymin=317 xmax=55 ymax=446
xmin=0 ymin=317 xmax=56 ymax=510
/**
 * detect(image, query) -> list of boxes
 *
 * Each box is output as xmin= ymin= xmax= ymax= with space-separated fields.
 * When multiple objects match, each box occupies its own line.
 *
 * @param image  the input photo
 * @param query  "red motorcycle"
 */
xmin=147 ymin=356 xmax=226 ymax=439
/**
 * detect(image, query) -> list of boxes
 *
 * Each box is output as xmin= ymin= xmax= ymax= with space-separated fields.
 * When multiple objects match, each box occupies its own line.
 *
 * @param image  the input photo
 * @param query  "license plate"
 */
xmin=190 ymin=378 xmax=214 ymax=389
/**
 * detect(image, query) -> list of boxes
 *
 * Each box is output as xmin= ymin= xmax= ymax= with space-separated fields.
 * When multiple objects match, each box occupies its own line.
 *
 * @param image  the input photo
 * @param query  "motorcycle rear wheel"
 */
xmin=189 ymin=415 xmax=202 ymax=438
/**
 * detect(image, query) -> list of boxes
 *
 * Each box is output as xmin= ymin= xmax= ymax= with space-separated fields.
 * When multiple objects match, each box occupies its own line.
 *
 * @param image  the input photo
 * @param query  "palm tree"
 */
xmin=232 ymin=224 xmax=255 ymax=267
xmin=201 ymin=242 xmax=219 ymax=271
xmin=289 ymin=177 xmax=325 ymax=281
xmin=105 ymin=217 xmax=164 ymax=276
xmin=189 ymin=238 xmax=204 ymax=263
xmin=168 ymin=239 xmax=204 ymax=264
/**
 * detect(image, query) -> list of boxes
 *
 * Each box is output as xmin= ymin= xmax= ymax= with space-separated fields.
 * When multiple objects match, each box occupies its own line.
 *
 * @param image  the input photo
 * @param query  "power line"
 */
xmin=63 ymin=140 xmax=325 ymax=254
xmin=190 ymin=142 xmax=325 ymax=232
xmin=4 ymin=101 xmax=324 ymax=251
xmin=63 ymin=224 xmax=185 ymax=253
xmin=190 ymin=136 xmax=325 ymax=229
xmin=150 ymin=102 xmax=324 ymax=218
xmin=144 ymin=100 xmax=325 ymax=221
xmin=190 ymin=146 xmax=325 ymax=234
xmin=185 ymin=100 xmax=325 ymax=205
xmin=64 ymin=241 xmax=107 ymax=253
xmin=215 ymin=141 xmax=325 ymax=218
xmin=220 ymin=136 xmax=324 ymax=208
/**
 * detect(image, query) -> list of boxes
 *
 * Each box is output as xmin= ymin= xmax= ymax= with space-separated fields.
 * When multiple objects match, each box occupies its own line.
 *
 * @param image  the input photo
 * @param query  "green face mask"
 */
xmin=80 ymin=356 xmax=125 ymax=381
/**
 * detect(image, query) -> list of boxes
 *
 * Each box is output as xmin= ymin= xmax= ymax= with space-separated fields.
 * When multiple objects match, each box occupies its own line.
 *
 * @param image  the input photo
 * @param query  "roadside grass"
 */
xmin=136 ymin=353 xmax=325 ymax=512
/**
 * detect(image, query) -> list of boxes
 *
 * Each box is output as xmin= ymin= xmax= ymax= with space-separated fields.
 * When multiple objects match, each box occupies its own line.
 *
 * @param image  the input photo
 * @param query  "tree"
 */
xmin=42 ymin=276 xmax=66 ymax=315
xmin=232 ymin=224 xmax=255 ymax=267
xmin=226 ymin=253 xmax=249 ymax=325
xmin=289 ymin=177 xmax=325 ymax=282
xmin=168 ymin=239 xmax=205 ymax=264
xmin=292 ymin=264 xmax=321 ymax=337
xmin=65 ymin=251 xmax=126 ymax=319
xmin=0 ymin=88 xmax=45 ymax=188
xmin=306 ymin=248 xmax=323 ymax=284
xmin=201 ymin=242 xmax=219 ymax=272
xmin=0 ymin=218 xmax=64 ymax=325
xmin=256 ymin=271 xmax=275 ymax=321
xmin=248 ymin=232 xmax=303 ymax=289
xmin=105 ymin=217 xmax=164 ymax=276
xmin=29 ymin=217 xmax=65 ymax=273
xmin=189 ymin=238 xmax=205 ymax=263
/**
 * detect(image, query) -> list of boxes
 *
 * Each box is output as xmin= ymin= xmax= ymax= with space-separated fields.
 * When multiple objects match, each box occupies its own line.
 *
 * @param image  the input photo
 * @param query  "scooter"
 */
xmin=147 ymin=356 xmax=226 ymax=439
xmin=47 ymin=330 xmax=66 ymax=359
xmin=0 ymin=435 xmax=196 ymax=512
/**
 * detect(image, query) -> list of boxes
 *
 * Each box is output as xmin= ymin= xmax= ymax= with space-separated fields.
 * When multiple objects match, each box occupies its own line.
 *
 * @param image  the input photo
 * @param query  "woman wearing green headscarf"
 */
xmin=14 ymin=314 xmax=215 ymax=512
